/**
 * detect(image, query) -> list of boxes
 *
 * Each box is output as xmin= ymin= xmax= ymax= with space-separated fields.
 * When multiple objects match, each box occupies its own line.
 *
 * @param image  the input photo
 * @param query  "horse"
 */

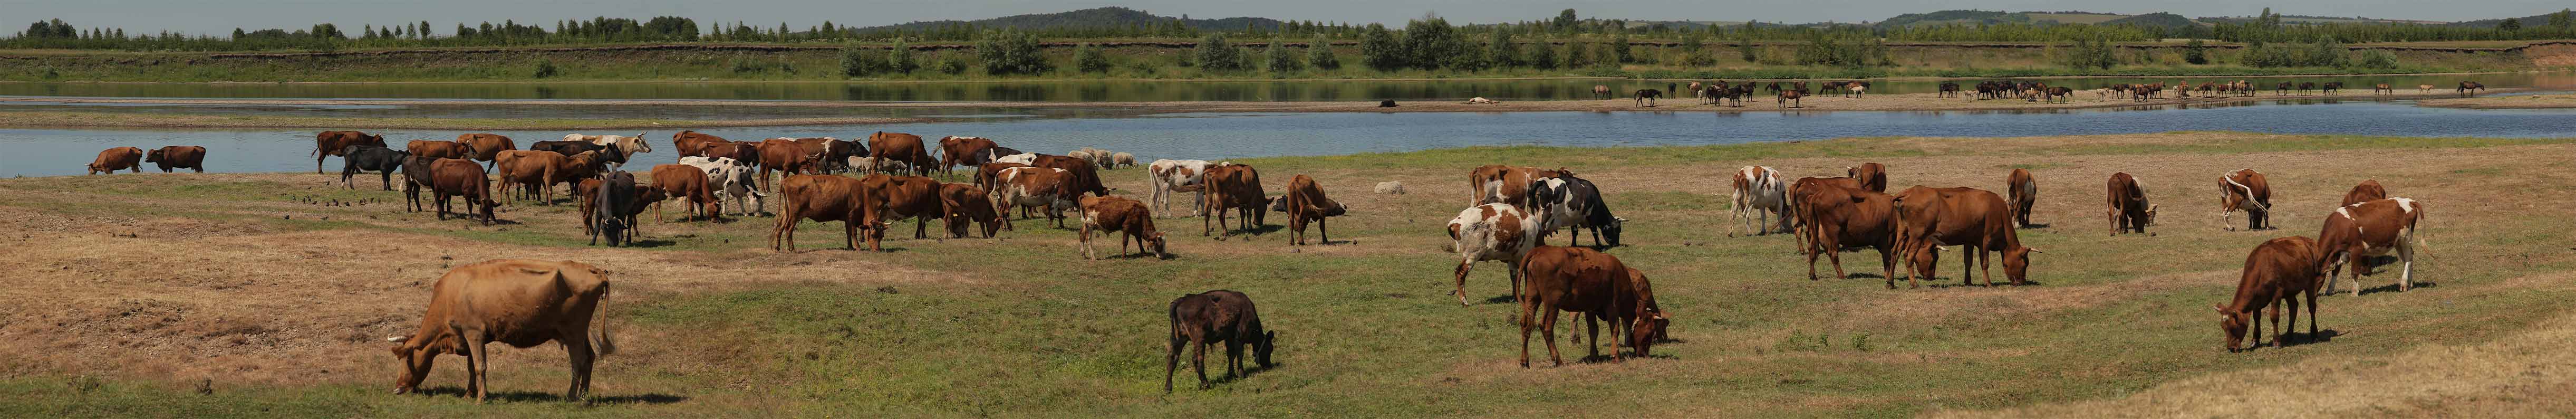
xmin=2417 ymin=84 xmax=2435 ymax=93
xmin=1845 ymin=84 xmax=1866 ymax=98
xmin=1777 ymin=89 xmax=1806 ymax=109
xmin=2298 ymin=82 xmax=2317 ymax=95
xmin=1634 ymin=89 xmax=1663 ymax=107
xmin=2320 ymin=82 xmax=2343 ymax=96
xmin=1593 ymin=85 xmax=1612 ymax=100
xmin=2275 ymin=82 xmax=2294 ymax=96
xmin=2373 ymin=83 xmax=2394 ymax=96
xmin=1938 ymin=82 xmax=1961 ymax=98
xmin=2457 ymin=81 xmax=2485 ymax=97
xmin=1766 ymin=82 xmax=1784 ymax=96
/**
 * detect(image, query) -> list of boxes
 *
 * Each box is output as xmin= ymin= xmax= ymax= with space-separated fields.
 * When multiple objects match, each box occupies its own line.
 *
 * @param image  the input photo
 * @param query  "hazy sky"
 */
xmin=8 ymin=0 xmax=2567 ymax=36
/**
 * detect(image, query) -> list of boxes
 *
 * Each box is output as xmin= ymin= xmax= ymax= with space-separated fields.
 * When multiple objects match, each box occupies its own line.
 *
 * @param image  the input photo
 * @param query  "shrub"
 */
xmin=977 ymin=30 xmax=1049 ymax=75
xmin=887 ymin=40 xmax=918 ymax=74
xmin=1307 ymin=36 xmax=1342 ymax=70
xmin=2183 ymin=39 xmax=2210 ymax=64
xmin=1073 ymin=43 xmax=1112 ymax=73
xmin=1265 ymin=41 xmax=1303 ymax=72
xmin=936 ymin=55 xmax=969 ymax=75
xmin=1195 ymin=33 xmax=1249 ymax=71
xmin=2355 ymin=50 xmax=2401 ymax=69
xmin=839 ymin=46 xmax=885 ymax=77
xmin=532 ymin=60 xmax=558 ymax=78
xmin=1359 ymin=24 xmax=1403 ymax=71
xmin=1526 ymin=40 xmax=1557 ymax=69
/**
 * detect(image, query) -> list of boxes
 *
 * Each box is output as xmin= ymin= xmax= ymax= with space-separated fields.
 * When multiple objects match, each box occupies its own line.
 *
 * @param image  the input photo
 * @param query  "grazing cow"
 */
xmin=937 ymin=136 xmax=1000 ymax=176
xmin=563 ymin=133 xmax=651 ymax=164
xmin=1890 ymin=186 xmax=2039 ymax=288
xmin=1031 ymin=154 xmax=1112 ymax=197
xmin=994 ymin=167 xmax=1081 ymax=230
xmin=1797 ymin=181 xmax=1899 ymax=285
xmin=146 ymin=146 xmax=208 ymax=173
xmin=427 ymin=159 xmax=496 ymax=225
xmin=494 ymin=150 xmax=564 ymax=204
xmin=314 ymin=130 xmax=386 ymax=174
xmin=938 ymin=184 xmax=1003 ymax=239
xmin=1267 ymin=174 xmax=1349 ymax=246
xmin=2317 ymin=198 xmax=2425 ymax=296
xmin=385 ymin=259 xmax=614 ymax=402
xmin=341 ymin=145 xmax=410 ymax=191
xmin=755 ymin=138 xmax=816 ymax=191
xmin=1200 ymin=164 xmax=1269 ymax=237
xmin=585 ymin=172 xmax=661 ymax=247
xmin=1163 ymin=290 xmax=1274 ymax=392
xmin=2457 ymin=81 xmax=2485 ymax=97
xmin=2106 ymin=172 xmax=2158 ymax=236
xmin=2219 ymin=168 xmax=2273 ymax=231
xmin=1777 ymin=89 xmax=1805 ymax=108
xmin=679 ymin=156 xmax=768 ymax=216
xmin=1730 ymin=166 xmax=1791 ymax=236
xmin=699 ymin=141 xmax=758 ymax=164
xmin=1593 ymin=85 xmax=1612 ymax=99
xmin=650 ymin=164 xmax=719 ymax=222
xmin=2342 ymin=179 xmax=2388 ymax=207
xmin=792 ymin=137 xmax=863 ymax=174
xmin=1516 ymin=246 xmax=1666 ymax=367
xmin=1785 ymin=176 xmax=1865 ymax=244
xmin=456 ymin=134 xmax=515 ymax=170
xmin=670 ymin=130 xmax=728 ymax=157
xmin=1525 ymin=174 xmax=1623 ymax=247
xmin=84 ymin=146 xmax=144 ymax=175
xmin=1846 ymin=163 xmax=1888 ymax=193
xmin=399 ymin=156 xmax=440 ymax=212
xmin=1147 ymin=159 xmax=1214 ymax=217
xmin=858 ymin=174 xmax=946 ymax=241
xmin=407 ymin=140 xmax=468 ymax=160
xmin=2373 ymin=83 xmax=2394 ymax=95
xmin=866 ymin=131 xmax=937 ymax=176
xmin=2216 ymin=236 xmax=2326 ymax=352
xmin=1446 ymin=203 xmax=1545 ymax=306
xmin=1081 ymin=195 xmax=1169 ymax=259
xmin=1467 ymin=165 xmax=1564 ymax=207
xmin=1633 ymin=89 xmax=1661 ymax=107
xmin=770 ymin=174 xmax=881 ymax=252
xmin=2006 ymin=168 xmax=2037 ymax=228
xmin=543 ymin=151 xmax=616 ymax=198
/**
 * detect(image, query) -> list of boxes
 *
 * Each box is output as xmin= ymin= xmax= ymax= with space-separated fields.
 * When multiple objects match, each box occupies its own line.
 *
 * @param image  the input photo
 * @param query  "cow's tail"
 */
xmin=2223 ymin=172 xmax=2267 ymax=212
xmin=593 ymin=281 xmax=618 ymax=357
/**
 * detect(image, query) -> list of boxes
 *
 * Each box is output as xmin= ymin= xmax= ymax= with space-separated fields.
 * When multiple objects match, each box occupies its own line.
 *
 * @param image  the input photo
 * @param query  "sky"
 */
xmin=7 ymin=0 xmax=2568 ymax=36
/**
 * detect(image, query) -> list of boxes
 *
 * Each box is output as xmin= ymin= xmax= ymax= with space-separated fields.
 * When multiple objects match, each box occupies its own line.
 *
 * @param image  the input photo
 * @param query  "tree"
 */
xmin=1554 ymin=9 xmax=1579 ymax=30
xmin=1485 ymin=31 xmax=1519 ymax=67
xmin=1266 ymin=41 xmax=1303 ymax=72
xmin=840 ymin=45 xmax=885 ymax=77
xmin=1526 ymin=39 xmax=1557 ymax=69
xmin=1195 ymin=33 xmax=1248 ymax=71
xmin=976 ymin=30 xmax=1049 ymax=75
xmin=1307 ymin=35 xmax=1342 ymax=70
xmin=1566 ymin=42 xmax=1595 ymax=68
xmin=1736 ymin=28 xmax=1758 ymax=62
xmin=887 ymin=40 xmax=918 ymax=74
xmin=2183 ymin=39 xmax=2210 ymax=64
xmin=1400 ymin=17 xmax=1464 ymax=70
xmin=2553 ymin=9 xmax=2573 ymax=30
xmin=2499 ymin=18 xmax=2521 ymax=32
xmin=1073 ymin=43 xmax=1112 ymax=73
xmin=1358 ymin=24 xmax=1403 ymax=71
xmin=1680 ymin=33 xmax=1713 ymax=66
xmin=1613 ymin=33 xmax=1634 ymax=63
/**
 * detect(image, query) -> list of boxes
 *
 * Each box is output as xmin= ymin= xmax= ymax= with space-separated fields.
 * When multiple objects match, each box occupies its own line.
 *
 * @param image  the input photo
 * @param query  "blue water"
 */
xmin=8 ymin=99 xmax=2574 ymax=177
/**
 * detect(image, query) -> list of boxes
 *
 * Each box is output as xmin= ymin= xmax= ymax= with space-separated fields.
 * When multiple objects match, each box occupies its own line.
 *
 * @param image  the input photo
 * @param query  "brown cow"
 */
xmin=1796 ymin=182 xmax=1900 ymax=286
xmin=1784 ymin=176 xmax=1863 ymax=244
xmin=1080 ymin=195 xmax=1168 ymax=259
xmin=700 ymin=141 xmax=758 ymax=164
xmin=548 ymin=151 xmax=613 ymax=197
xmin=314 ymin=130 xmax=386 ymax=174
xmin=86 ymin=147 xmax=143 ymax=175
xmin=2006 ymin=168 xmax=2037 ymax=228
xmin=494 ymin=150 xmax=565 ymax=205
xmin=650 ymin=164 xmax=720 ymax=222
xmin=1516 ymin=246 xmax=1667 ymax=367
xmin=385 ymin=259 xmax=614 ymax=402
xmin=146 ymin=146 xmax=208 ymax=173
xmin=1467 ymin=165 xmax=1563 ymax=206
xmin=770 ymin=174 xmax=882 ymax=252
xmin=2216 ymin=236 xmax=2325 ymax=352
xmin=428 ymin=158 xmax=496 ymax=225
xmin=976 ymin=162 xmax=1036 ymax=192
xmin=1163 ymin=290 xmax=1274 ymax=392
xmin=407 ymin=139 xmax=468 ymax=160
xmin=938 ymin=184 xmax=1003 ymax=239
xmin=2317 ymin=198 xmax=2424 ymax=296
xmin=2220 ymin=168 xmax=2273 ymax=231
xmin=938 ymin=136 xmax=1001 ymax=175
xmin=993 ymin=167 xmax=1080 ymax=230
xmin=1846 ymin=163 xmax=1888 ymax=193
xmin=671 ymin=130 xmax=728 ymax=157
xmin=1892 ymin=186 xmax=2039 ymax=288
xmin=858 ymin=174 xmax=946 ymax=241
xmin=866 ymin=131 xmax=935 ymax=176
xmin=455 ymin=133 xmax=515 ymax=169
xmin=2342 ymin=179 xmax=2388 ymax=207
xmin=1031 ymin=154 xmax=1111 ymax=197
xmin=1200 ymin=164 xmax=1268 ymax=237
xmin=1272 ymin=174 xmax=1348 ymax=245
xmin=756 ymin=139 xmax=815 ymax=191
xmin=2106 ymin=172 xmax=2158 ymax=236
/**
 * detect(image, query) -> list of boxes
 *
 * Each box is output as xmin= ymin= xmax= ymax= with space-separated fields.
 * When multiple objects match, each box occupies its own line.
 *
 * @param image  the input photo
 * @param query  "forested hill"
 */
xmin=852 ymin=7 xmax=1285 ymax=33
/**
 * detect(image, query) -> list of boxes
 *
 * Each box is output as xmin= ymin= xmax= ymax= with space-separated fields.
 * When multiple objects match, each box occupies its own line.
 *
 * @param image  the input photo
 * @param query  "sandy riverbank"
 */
xmin=0 ymin=110 xmax=929 ymax=130
xmin=2414 ymin=93 xmax=2576 ymax=109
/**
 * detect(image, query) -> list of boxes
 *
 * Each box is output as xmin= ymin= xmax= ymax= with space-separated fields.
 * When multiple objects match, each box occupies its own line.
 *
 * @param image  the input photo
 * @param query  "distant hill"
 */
xmin=850 ymin=7 xmax=1283 ymax=33
xmin=1874 ymin=10 xmax=2155 ymax=28
xmin=2101 ymin=13 xmax=2203 ymax=29
xmin=2449 ymin=10 xmax=2572 ymax=27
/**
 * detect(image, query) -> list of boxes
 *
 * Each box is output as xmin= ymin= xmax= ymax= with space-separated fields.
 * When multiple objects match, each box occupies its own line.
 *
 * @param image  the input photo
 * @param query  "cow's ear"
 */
xmin=385 ymin=335 xmax=411 ymax=343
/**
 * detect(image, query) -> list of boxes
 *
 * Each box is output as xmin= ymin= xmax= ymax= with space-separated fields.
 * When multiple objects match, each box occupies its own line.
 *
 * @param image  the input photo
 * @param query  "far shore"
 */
xmin=2415 ymin=93 xmax=2576 ymax=109
xmin=0 ymin=70 xmax=2541 ymax=85
xmin=0 ymin=110 xmax=929 ymax=130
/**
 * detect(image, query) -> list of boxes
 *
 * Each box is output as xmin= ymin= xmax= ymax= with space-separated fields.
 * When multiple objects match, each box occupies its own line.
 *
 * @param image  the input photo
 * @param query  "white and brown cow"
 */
xmin=2219 ymin=168 xmax=2273 ymax=231
xmin=1446 ymin=203 xmax=1547 ymax=307
xmin=1731 ymin=166 xmax=1790 ymax=236
xmin=563 ymin=133 xmax=651 ymax=167
xmin=2317 ymin=198 xmax=2425 ymax=296
xmin=993 ymin=167 xmax=1080 ymax=230
xmin=1147 ymin=159 xmax=1214 ymax=217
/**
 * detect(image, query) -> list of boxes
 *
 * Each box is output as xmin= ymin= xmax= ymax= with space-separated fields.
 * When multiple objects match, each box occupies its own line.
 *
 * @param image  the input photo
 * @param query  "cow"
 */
xmin=1525 ymin=174 xmax=1623 ymax=247
xmin=547 ymin=151 xmax=615 ymax=197
xmin=85 ymin=146 xmax=144 ymax=175
xmin=1200 ymin=163 xmax=1269 ymax=237
xmin=650 ymin=164 xmax=720 ymax=222
xmin=2216 ymin=236 xmax=2326 ymax=352
xmin=2342 ymin=179 xmax=2388 ymax=207
xmin=427 ymin=158 xmax=497 ymax=225
xmin=1516 ymin=245 xmax=1666 ymax=367
xmin=866 ymin=131 xmax=937 ymax=176
xmin=977 ymin=161 xmax=1037 ymax=193
xmin=1891 ymin=186 xmax=2039 ymax=288
xmin=400 ymin=155 xmax=439 ymax=212
xmin=563 ymin=133 xmax=650 ymax=164
xmin=1031 ymin=154 xmax=1111 ymax=197
xmin=679 ymin=157 xmax=768 ymax=216
xmin=1149 ymin=159 xmax=1215 ymax=217
xmin=1081 ymin=195 xmax=1169 ymax=259
xmin=993 ymin=167 xmax=1081 ymax=230
xmin=1796 ymin=182 xmax=1900 ymax=285
xmin=528 ymin=140 xmax=607 ymax=158
xmin=2317 ymin=198 xmax=2425 ymax=296
xmin=938 ymin=136 xmax=1001 ymax=176
xmin=1113 ymin=152 xmax=1137 ymax=168
xmin=585 ymin=172 xmax=662 ymax=247
xmin=1466 ymin=165 xmax=1562 ymax=207
xmin=787 ymin=137 xmax=863 ymax=174
xmin=341 ymin=145 xmax=410 ymax=191
xmin=456 ymin=133 xmax=515 ymax=170
xmin=1730 ymin=166 xmax=1791 ymax=236
xmin=1267 ymin=174 xmax=1348 ymax=246
xmin=700 ymin=141 xmax=758 ymax=164
xmin=146 ymin=146 xmax=208 ymax=173
xmin=970 ymin=147 xmax=1026 ymax=167
xmin=2006 ymin=168 xmax=2037 ymax=228
xmin=770 ymin=174 xmax=882 ymax=252
xmin=1163 ymin=290 xmax=1274 ymax=392
xmin=857 ymin=174 xmax=946 ymax=241
xmin=1446 ymin=203 xmax=1545 ymax=307
xmin=406 ymin=139 xmax=468 ymax=160
xmin=2106 ymin=172 xmax=2158 ymax=236
xmin=670 ymin=130 xmax=728 ymax=157
xmin=2220 ymin=168 xmax=2274 ymax=231
xmin=993 ymin=152 xmax=1039 ymax=165
xmin=1785 ymin=176 xmax=1865 ymax=245
xmin=314 ymin=130 xmax=386 ymax=174
xmin=493 ymin=150 xmax=564 ymax=204
xmin=755 ymin=138 xmax=816 ymax=191
xmin=385 ymin=259 xmax=614 ymax=402
xmin=1846 ymin=163 xmax=1887 ymax=193
xmin=938 ymin=184 xmax=1003 ymax=239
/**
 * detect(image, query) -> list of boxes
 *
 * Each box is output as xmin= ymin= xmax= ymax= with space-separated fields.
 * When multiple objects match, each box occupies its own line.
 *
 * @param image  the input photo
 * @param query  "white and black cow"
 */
xmin=680 ymin=156 xmax=768 ymax=216
xmin=1526 ymin=174 xmax=1625 ymax=247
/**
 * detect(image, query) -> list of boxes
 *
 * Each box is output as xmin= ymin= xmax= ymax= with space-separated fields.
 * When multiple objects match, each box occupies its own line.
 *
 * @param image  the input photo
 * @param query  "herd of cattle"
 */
xmin=1589 ymin=79 xmax=2491 ymax=108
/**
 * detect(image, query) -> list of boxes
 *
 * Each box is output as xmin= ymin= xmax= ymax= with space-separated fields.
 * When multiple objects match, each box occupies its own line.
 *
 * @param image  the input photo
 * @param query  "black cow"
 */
xmin=1164 ymin=290 xmax=1276 ymax=392
xmin=970 ymin=146 xmax=1024 ymax=166
xmin=1527 ymin=174 xmax=1624 ymax=247
xmin=590 ymin=172 xmax=641 ymax=247
xmin=340 ymin=145 xmax=409 ymax=191
xmin=400 ymin=155 xmax=440 ymax=212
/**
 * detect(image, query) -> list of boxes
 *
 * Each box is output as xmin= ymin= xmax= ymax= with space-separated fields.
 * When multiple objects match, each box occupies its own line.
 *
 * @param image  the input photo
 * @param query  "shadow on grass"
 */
xmin=410 ymin=387 xmax=689 ymax=405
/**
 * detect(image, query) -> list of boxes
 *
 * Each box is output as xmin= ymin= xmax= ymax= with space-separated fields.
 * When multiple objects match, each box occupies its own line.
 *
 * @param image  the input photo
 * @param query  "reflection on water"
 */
xmin=5 ymin=99 xmax=2571 ymax=177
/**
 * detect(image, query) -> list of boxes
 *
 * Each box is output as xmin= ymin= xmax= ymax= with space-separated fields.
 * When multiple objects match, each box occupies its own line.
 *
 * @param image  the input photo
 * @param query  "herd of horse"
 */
xmin=1591 ymin=79 xmax=2492 ymax=109
xmin=1595 ymin=80 xmax=1871 ymax=109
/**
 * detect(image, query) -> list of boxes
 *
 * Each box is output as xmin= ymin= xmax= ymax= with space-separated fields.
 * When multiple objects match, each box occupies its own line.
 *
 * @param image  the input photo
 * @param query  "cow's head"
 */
xmin=2004 ymin=246 xmax=2039 ymax=285
xmin=2216 ymin=304 xmax=2250 ymax=352
xmin=146 ymin=148 xmax=165 ymax=163
xmin=1630 ymin=308 xmax=1667 ymax=358
xmin=384 ymin=333 xmax=451 ymax=394
xmin=1320 ymin=199 xmax=1347 ymax=217
xmin=1601 ymin=217 xmax=1626 ymax=247
xmin=1252 ymin=330 xmax=1277 ymax=368
xmin=1147 ymin=232 xmax=1169 ymax=259
xmin=2144 ymin=204 xmax=2160 ymax=226
xmin=1267 ymin=196 xmax=1289 ymax=212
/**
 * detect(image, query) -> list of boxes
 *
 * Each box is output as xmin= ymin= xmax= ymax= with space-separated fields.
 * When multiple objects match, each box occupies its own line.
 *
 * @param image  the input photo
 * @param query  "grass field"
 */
xmin=3 ymin=132 xmax=2573 ymax=417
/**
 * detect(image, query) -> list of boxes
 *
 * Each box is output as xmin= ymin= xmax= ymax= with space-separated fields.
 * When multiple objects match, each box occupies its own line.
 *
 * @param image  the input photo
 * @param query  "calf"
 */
xmin=386 ymin=259 xmax=614 ymax=402
xmin=650 ymin=164 xmax=720 ymax=222
xmin=1164 ymin=290 xmax=1275 ymax=392
xmin=859 ymin=174 xmax=946 ymax=241
xmin=407 ymin=139 xmax=468 ymax=160
xmin=314 ymin=130 xmax=386 ymax=174
xmin=1892 ymin=186 xmax=2039 ymax=288
xmin=1081 ymin=195 xmax=1169 ymax=259
xmin=1846 ymin=163 xmax=1887 ymax=193
xmin=2006 ymin=168 xmax=2037 ymax=228
xmin=1797 ymin=182 xmax=1900 ymax=285
xmin=1516 ymin=246 xmax=1667 ymax=367
xmin=146 ymin=146 xmax=208 ymax=173
xmin=1268 ymin=174 xmax=1349 ymax=246
xmin=2106 ymin=172 xmax=2158 ymax=236
xmin=86 ymin=146 xmax=144 ymax=175
xmin=2341 ymin=179 xmax=2388 ymax=207
xmin=993 ymin=167 xmax=1080 ymax=230
xmin=1149 ymin=159 xmax=1214 ymax=217
xmin=341 ymin=145 xmax=410 ymax=191
xmin=1200 ymin=164 xmax=1269 ymax=237
xmin=938 ymin=184 xmax=1003 ymax=239
xmin=1446 ymin=203 xmax=1545 ymax=306
xmin=2216 ymin=236 xmax=2326 ymax=352
xmin=1526 ymin=174 xmax=1623 ymax=247
xmin=2219 ymin=168 xmax=2273 ymax=231
xmin=428 ymin=159 xmax=496 ymax=225
xmin=2317 ymin=198 xmax=2425 ymax=296
xmin=770 ymin=175 xmax=881 ymax=252
xmin=1731 ymin=166 xmax=1791 ymax=236
xmin=400 ymin=156 xmax=439 ymax=212
xmin=866 ymin=131 xmax=937 ymax=176
xmin=679 ymin=156 xmax=768 ymax=216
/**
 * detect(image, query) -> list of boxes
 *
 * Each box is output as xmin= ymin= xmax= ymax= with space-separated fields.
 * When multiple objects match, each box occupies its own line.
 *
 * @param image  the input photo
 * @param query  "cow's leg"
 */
xmin=1318 ymin=217 xmax=1329 ymax=245
xmin=1827 ymin=237 xmax=1848 ymax=280
xmin=2303 ymin=288 xmax=2320 ymax=337
xmin=1584 ymin=313 xmax=1601 ymax=359
xmin=1453 ymin=260 xmax=1475 ymax=307
xmin=1163 ymin=335 xmax=1183 ymax=392
xmin=2347 ymin=252 xmax=2368 ymax=296
xmin=1192 ymin=342 xmax=1210 ymax=389
xmin=1805 ymin=237 xmax=1823 ymax=281
xmin=1224 ymin=340 xmax=1244 ymax=378
xmin=2398 ymin=234 xmax=2416 ymax=292
xmin=2279 ymin=295 xmax=2299 ymax=347
xmin=1541 ymin=306 xmax=1563 ymax=366
xmin=1877 ymin=246 xmax=1897 ymax=289
xmin=1080 ymin=223 xmax=1096 ymax=260
xmin=2108 ymin=206 xmax=2120 ymax=236
xmin=464 ymin=333 xmax=491 ymax=403
xmin=1518 ymin=297 xmax=1536 ymax=367
xmin=562 ymin=336 xmax=594 ymax=402
xmin=1978 ymin=246 xmax=1994 ymax=287
xmin=915 ymin=214 xmax=929 ymax=239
